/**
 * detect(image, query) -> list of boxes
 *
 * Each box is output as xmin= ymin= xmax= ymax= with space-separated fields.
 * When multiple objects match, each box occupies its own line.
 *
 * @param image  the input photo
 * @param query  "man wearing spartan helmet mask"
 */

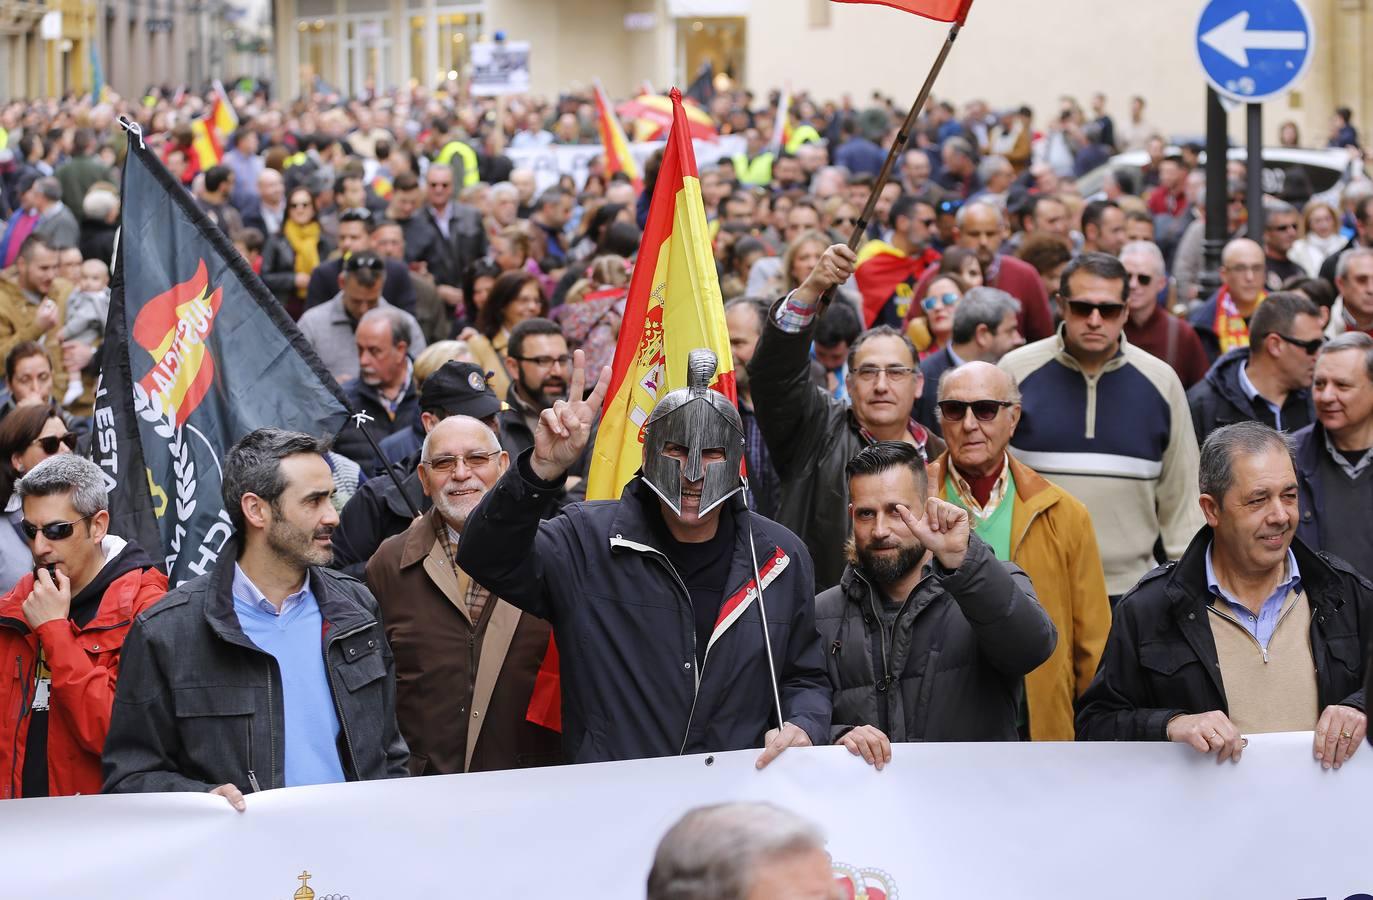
xmin=458 ymin=347 xmax=830 ymax=768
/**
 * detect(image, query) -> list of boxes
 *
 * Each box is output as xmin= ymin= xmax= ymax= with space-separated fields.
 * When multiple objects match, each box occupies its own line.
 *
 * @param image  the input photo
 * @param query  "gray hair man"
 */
xmin=365 ymin=415 xmax=561 ymax=773
xmin=0 ymin=455 xmax=167 ymax=798
xmin=1079 ymin=421 xmax=1372 ymax=771
xmin=1331 ymin=246 xmax=1373 ymax=337
xmin=647 ymin=803 xmax=838 ymax=900
xmin=916 ymin=287 xmax=1024 ymax=435
xmin=1294 ymin=332 xmax=1373 ymax=576
xmin=104 ymin=428 xmax=410 ymax=808
xmin=1120 ymin=240 xmax=1210 ymax=389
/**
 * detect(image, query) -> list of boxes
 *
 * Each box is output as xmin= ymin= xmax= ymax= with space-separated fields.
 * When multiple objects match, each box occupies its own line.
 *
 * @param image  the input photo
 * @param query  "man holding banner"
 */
xmin=457 ymin=349 xmax=830 ymax=766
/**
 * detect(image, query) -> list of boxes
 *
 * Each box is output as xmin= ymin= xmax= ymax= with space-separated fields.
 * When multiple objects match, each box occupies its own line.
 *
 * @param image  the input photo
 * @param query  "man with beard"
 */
xmin=366 ymin=416 xmax=559 ymax=773
xmin=104 ymin=429 xmax=409 ymax=808
xmin=815 ymin=441 xmax=1054 ymax=767
xmin=458 ymin=349 xmax=830 ymax=765
xmin=1078 ymin=423 xmax=1372 ymax=771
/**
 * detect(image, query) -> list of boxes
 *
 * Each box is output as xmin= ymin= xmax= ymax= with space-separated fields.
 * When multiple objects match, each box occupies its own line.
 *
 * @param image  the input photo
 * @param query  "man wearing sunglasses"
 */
xmin=1000 ymin=252 xmax=1203 ymax=604
xmin=1120 ymin=241 xmax=1210 ymax=390
xmin=366 ymin=415 xmax=558 ymax=774
xmin=0 ymin=455 xmax=167 ymax=798
xmin=1187 ymin=292 xmax=1322 ymax=446
xmin=303 ymin=208 xmax=416 ymax=316
xmin=1261 ymin=201 xmax=1305 ymax=294
xmin=926 ymin=363 xmax=1109 ymax=741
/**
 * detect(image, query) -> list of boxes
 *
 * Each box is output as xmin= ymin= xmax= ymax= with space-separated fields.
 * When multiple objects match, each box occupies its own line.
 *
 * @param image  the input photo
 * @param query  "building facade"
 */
xmin=0 ymin=0 xmax=97 ymax=99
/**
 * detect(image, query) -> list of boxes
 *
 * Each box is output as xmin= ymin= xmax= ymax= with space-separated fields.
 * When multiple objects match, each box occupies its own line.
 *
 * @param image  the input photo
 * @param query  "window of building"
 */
xmin=410 ymin=5 xmax=484 ymax=88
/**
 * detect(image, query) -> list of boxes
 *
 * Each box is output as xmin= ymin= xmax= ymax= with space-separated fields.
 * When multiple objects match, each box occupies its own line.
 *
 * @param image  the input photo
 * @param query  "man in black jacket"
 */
xmin=818 ymin=442 xmax=1054 ymax=766
xmin=750 ymin=244 xmax=946 ymax=592
xmin=458 ymin=349 xmax=831 ymax=766
xmin=334 ymin=308 xmax=420 ymax=474
xmin=103 ymin=430 xmax=409 ymax=808
xmin=1077 ymin=422 xmax=1371 ymax=770
xmin=1187 ymin=291 xmax=1321 ymax=446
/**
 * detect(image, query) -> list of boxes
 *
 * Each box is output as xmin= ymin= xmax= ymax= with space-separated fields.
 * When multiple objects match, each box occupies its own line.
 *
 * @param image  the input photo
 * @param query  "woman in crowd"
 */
xmin=1291 ymin=200 xmax=1345 ymax=278
xmin=908 ymin=273 xmax=968 ymax=359
xmin=467 ymin=270 xmax=549 ymax=398
xmin=1016 ymin=232 xmax=1075 ymax=304
xmin=0 ymin=405 xmax=76 ymax=593
xmin=260 ymin=186 xmax=334 ymax=319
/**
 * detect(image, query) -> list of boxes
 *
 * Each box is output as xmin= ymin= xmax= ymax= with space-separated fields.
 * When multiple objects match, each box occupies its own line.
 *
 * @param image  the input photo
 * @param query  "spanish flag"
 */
xmin=767 ymin=84 xmax=792 ymax=156
xmin=830 ymin=0 xmax=974 ymax=24
xmin=593 ymin=80 xmax=642 ymax=193
xmin=189 ymin=118 xmax=222 ymax=170
xmin=855 ymin=239 xmax=941 ymax=327
xmin=211 ymin=80 xmax=239 ymax=136
xmin=526 ymin=90 xmax=735 ymax=732
xmin=587 ymin=86 xmax=735 ymax=501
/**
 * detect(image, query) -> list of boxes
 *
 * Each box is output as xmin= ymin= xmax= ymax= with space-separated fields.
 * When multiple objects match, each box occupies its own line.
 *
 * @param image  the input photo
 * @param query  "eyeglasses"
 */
xmin=853 ymin=365 xmax=917 ymax=383
xmin=1128 ymin=272 xmax=1153 ymax=287
xmin=514 ymin=354 xmax=572 ymax=369
xmin=922 ymin=293 xmax=959 ymax=311
xmin=343 ymin=254 xmax=385 ymax=272
xmin=937 ymin=399 xmax=1016 ymax=422
xmin=423 ymin=450 xmax=501 ymax=474
xmin=339 ymin=207 xmax=372 ymax=223
xmin=1275 ymin=333 xmax=1325 ymax=355
xmin=1063 ymin=299 xmax=1127 ymax=320
xmin=1266 ymin=222 xmax=1299 ymax=232
xmin=20 ymin=515 xmax=92 ymax=542
xmin=30 ymin=432 xmax=79 ymax=455
xmin=833 ymin=216 xmax=859 ymax=228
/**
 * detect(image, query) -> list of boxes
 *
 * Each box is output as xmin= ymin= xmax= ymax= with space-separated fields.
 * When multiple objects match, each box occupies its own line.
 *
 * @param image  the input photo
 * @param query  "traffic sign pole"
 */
xmin=1200 ymin=87 xmax=1229 ymax=299
xmin=1246 ymin=104 xmax=1264 ymax=242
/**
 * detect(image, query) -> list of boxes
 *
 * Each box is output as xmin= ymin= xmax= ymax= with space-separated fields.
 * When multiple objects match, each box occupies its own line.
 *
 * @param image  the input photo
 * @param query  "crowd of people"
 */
xmin=0 ymin=80 xmax=1371 ymax=809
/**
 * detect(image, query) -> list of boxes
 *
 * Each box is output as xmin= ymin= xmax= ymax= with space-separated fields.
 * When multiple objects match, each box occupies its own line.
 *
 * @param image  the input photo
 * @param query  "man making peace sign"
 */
xmin=457 ymin=348 xmax=831 ymax=767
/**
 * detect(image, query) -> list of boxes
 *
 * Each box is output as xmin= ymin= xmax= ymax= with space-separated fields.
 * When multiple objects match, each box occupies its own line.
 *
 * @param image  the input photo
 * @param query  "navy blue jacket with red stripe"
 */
xmin=457 ymin=450 xmax=831 ymax=763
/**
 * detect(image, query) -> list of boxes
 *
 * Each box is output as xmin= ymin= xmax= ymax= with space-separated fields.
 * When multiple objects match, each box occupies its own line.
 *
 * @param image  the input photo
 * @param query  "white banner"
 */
xmin=1 ymin=733 xmax=1369 ymax=898
xmin=507 ymin=135 xmax=745 ymax=193
xmin=470 ymin=41 xmax=531 ymax=97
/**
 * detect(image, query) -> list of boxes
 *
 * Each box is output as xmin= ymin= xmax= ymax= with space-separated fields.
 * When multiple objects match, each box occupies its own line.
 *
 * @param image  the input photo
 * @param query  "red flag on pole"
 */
xmin=830 ymin=0 xmax=974 ymax=25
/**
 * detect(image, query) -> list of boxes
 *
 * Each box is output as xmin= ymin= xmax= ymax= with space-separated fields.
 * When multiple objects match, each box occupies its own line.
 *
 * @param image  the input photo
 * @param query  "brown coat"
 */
xmin=929 ymin=453 xmax=1111 ymax=740
xmin=366 ymin=511 xmax=561 ymax=773
xmin=0 ymin=268 xmax=72 ymax=402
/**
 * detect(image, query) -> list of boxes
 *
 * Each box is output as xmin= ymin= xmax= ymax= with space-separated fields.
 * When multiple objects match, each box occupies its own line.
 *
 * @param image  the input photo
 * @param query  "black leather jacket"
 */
xmin=103 ymin=546 xmax=409 ymax=794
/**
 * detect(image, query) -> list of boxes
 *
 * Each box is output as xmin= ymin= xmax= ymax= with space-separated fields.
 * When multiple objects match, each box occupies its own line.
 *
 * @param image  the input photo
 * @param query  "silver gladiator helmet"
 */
xmin=641 ymin=348 xmax=746 ymax=516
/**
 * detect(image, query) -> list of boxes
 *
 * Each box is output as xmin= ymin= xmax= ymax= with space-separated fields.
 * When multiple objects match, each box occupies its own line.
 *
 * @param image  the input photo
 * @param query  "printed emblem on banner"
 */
xmin=468 ymin=371 xmax=486 ymax=391
xmin=132 ymin=259 xmax=224 ymax=429
xmin=283 ymin=870 xmax=351 ymax=899
xmin=832 ymin=862 xmax=898 ymax=900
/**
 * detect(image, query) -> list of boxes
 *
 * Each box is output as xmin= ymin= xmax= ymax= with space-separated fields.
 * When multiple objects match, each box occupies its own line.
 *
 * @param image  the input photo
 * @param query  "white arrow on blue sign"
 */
xmin=1194 ymin=0 xmax=1315 ymax=103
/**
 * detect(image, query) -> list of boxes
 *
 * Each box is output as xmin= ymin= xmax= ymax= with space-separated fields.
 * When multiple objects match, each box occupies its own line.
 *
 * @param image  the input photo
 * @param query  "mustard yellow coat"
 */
xmin=929 ymin=452 xmax=1111 ymax=740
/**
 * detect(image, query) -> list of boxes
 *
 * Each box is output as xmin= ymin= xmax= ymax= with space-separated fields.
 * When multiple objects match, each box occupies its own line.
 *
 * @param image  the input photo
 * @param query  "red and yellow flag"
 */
xmin=586 ymin=87 xmax=735 ymax=502
xmin=830 ymin=0 xmax=974 ymax=25
xmin=527 ymin=89 xmax=734 ymax=735
xmin=189 ymin=118 xmax=222 ymax=170
xmin=593 ymin=81 xmax=642 ymax=193
xmin=211 ymin=80 xmax=239 ymax=136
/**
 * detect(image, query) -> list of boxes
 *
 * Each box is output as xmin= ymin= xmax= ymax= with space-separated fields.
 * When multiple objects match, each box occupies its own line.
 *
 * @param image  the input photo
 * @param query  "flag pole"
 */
xmin=827 ymin=21 xmax=962 ymax=303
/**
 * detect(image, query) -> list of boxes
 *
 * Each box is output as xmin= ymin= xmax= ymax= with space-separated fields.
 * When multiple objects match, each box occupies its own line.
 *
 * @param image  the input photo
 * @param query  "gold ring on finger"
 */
xmin=1341 ymin=731 xmax=1354 ymax=740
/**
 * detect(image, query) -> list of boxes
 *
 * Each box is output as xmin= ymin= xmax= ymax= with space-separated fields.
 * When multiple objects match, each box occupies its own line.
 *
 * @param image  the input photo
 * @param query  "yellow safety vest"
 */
xmin=732 ymin=151 xmax=774 ymax=187
xmin=785 ymin=125 xmax=821 ymax=154
xmin=437 ymin=140 xmax=480 ymax=187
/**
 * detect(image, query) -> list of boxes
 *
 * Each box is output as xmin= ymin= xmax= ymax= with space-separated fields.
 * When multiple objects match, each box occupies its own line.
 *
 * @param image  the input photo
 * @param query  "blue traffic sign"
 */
xmin=1194 ymin=0 xmax=1314 ymax=103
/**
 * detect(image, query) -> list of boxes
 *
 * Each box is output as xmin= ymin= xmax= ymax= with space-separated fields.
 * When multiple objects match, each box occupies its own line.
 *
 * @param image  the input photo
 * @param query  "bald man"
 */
xmin=926 ymin=362 xmax=1110 ymax=740
xmin=366 ymin=415 xmax=559 ymax=773
xmin=905 ymin=202 xmax=1055 ymax=342
xmin=1189 ymin=238 xmax=1268 ymax=362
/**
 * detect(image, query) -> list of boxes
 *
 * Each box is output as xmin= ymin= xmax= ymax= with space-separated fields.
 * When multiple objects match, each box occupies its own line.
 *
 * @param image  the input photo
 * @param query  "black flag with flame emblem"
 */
xmin=91 ymin=130 xmax=350 ymax=585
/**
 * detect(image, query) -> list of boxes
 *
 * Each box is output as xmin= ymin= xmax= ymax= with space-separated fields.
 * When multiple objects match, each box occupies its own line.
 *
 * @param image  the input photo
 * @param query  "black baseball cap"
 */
xmin=420 ymin=361 xmax=502 ymax=419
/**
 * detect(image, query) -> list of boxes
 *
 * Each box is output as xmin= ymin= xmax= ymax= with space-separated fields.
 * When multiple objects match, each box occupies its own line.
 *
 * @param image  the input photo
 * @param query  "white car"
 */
xmin=1077 ymin=146 xmax=1366 ymax=206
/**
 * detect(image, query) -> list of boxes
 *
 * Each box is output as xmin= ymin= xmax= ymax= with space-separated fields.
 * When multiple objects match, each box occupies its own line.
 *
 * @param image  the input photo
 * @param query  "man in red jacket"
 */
xmin=0 ymin=454 xmax=167 ymax=798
